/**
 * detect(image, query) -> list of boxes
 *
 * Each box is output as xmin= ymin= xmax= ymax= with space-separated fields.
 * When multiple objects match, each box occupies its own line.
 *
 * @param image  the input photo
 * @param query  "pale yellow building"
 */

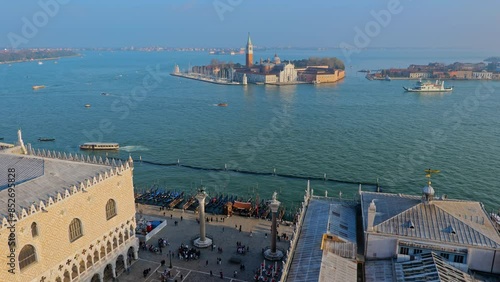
xmin=0 ymin=137 xmax=139 ymax=282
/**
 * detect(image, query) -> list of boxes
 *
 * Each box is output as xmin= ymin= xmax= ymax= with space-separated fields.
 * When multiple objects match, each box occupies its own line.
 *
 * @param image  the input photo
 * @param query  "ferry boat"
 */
xmin=79 ymin=142 xmax=119 ymax=150
xmin=403 ymin=79 xmax=453 ymax=92
xmin=32 ymin=85 xmax=45 ymax=90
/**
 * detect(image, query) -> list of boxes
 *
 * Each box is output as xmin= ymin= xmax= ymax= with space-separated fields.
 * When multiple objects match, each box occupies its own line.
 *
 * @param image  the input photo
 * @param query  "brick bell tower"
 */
xmin=245 ymin=32 xmax=253 ymax=68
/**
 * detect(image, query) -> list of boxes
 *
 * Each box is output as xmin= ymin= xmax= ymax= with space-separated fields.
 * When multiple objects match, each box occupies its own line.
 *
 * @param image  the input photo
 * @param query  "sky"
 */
xmin=1 ymin=0 xmax=499 ymax=49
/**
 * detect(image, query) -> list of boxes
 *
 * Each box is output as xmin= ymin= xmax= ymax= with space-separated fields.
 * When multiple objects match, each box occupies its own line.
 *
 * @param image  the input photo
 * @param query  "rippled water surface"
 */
xmin=1 ymin=49 xmax=499 ymax=211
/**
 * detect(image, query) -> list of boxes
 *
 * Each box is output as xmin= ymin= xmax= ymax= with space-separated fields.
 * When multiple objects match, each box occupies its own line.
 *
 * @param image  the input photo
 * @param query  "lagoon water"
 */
xmin=1 ymin=49 xmax=499 ymax=211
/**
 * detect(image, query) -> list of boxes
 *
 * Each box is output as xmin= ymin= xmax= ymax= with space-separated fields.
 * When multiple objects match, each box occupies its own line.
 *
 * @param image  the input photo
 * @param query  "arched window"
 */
xmin=19 ymin=245 xmax=37 ymax=270
xmin=106 ymin=199 xmax=117 ymax=220
xmin=69 ymin=218 xmax=83 ymax=242
xmin=31 ymin=222 xmax=38 ymax=237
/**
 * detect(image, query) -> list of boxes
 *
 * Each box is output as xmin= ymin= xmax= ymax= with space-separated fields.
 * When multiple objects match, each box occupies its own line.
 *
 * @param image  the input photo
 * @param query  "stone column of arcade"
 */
xmin=193 ymin=188 xmax=213 ymax=248
xmin=263 ymin=192 xmax=284 ymax=260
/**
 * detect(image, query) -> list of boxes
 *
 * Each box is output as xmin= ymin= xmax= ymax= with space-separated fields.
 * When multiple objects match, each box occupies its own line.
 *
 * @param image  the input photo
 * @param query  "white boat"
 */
xmin=79 ymin=142 xmax=119 ymax=150
xmin=38 ymin=61 xmax=43 ymax=65
xmin=403 ymin=79 xmax=453 ymax=92
xmin=384 ymin=75 xmax=391 ymax=81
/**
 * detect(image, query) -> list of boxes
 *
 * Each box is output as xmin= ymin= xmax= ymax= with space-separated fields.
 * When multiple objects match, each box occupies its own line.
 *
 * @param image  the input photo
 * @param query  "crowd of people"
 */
xmin=178 ymin=243 xmax=200 ymax=261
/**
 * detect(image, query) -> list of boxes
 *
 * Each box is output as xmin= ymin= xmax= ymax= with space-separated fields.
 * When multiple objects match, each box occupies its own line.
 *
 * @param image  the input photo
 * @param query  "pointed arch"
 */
xmin=79 ymin=259 xmax=86 ymax=274
xmin=106 ymin=199 xmax=117 ymax=220
xmin=19 ymin=244 xmax=37 ymax=270
xmin=71 ymin=264 xmax=78 ymax=280
xmin=87 ymin=254 xmax=93 ymax=268
xmin=63 ymin=270 xmax=70 ymax=282
xmin=31 ymin=222 xmax=38 ymax=237
xmin=94 ymin=250 xmax=99 ymax=263
xmin=124 ymin=228 xmax=129 ymax=241
xmin=69 ymin=218 xmax=83 ymax=242
xmin=100 ymin=246 xmax=106 ymax=258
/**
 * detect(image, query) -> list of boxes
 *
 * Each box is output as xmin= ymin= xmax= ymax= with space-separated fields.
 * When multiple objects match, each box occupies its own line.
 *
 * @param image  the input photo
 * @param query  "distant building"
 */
xmin=409 ymin=72 xmax=431 ymax=79
xmin=449 ymin=70 xmax=473 ymax=79
xmin=233 ymin=34 xmax=344 ymax=85
xmin=0 ymin=132 xmax=139 ymax=282
xmin=472 ymin=70 xmax=493 ymax=80
xmin=298 ymin=67 xmax=345 ymax=83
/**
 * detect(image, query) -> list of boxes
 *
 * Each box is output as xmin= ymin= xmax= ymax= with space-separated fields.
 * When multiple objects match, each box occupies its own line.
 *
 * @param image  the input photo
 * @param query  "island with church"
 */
xmin=171 ymin=33 xmax=346 ymax=85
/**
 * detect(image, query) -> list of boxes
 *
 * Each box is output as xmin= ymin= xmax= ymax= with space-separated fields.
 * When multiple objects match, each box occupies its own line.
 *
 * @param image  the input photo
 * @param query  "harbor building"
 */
xmin=361 ymin=181 xmax=500 ymax=277
xmin=0 ymin=131 xmax=139 ymax=282
xmin=284 ymin=175 xmax=500 ymax=281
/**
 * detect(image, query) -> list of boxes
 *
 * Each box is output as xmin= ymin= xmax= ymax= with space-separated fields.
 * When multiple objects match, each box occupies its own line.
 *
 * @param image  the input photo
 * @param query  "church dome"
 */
xmin=422 ymin=184 xmax=435 ymax=195
xmin=274 ymin=53 xmax=281 ymax=64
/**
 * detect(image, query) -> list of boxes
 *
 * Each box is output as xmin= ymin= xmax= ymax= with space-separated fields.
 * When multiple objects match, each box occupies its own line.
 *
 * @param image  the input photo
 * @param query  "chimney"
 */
xmin=367 ymin=200 xmax=376 ymax=232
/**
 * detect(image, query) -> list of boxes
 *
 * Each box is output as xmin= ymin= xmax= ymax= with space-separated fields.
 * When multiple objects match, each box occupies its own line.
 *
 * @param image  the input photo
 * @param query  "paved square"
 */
xmin=118 ymin=204 xmax=293 ymax=282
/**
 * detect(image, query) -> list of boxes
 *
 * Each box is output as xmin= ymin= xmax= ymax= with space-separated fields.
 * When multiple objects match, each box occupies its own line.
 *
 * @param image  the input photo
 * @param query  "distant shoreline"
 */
xmin=0 ymin=54 xmax=80 ymax=65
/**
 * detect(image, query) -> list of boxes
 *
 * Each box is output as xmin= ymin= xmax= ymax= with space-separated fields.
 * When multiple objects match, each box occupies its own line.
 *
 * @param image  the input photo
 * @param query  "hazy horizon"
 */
xmin=1 ymin=0 xmax=500 ymax=51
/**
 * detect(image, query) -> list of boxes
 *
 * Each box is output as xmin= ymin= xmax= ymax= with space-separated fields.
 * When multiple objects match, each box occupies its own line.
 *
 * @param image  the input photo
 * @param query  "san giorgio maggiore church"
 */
xmin=231 ymin=33 xmax=345 ymax=85
xmin=0 ymin=131 xmax=139 ymax=282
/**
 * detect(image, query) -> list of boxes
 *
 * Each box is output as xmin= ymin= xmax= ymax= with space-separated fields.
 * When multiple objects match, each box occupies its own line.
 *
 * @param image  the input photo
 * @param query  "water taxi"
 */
xmin=403 ymin=79 xmax=453 ymax=92
xmin=79 ymin=142 xmax=119 ymax=150
xmin=32 ymin=85 xmax=45 ymax=90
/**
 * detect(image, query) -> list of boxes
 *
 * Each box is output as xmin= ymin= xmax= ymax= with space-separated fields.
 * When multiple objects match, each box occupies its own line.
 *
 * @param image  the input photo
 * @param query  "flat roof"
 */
xmin=365 ymin=260 xmax=394 ymax=282
xmin=328 ymin=202 xmax=357 ymax=242
xmin=287 ymin=197 xmax=358 ymax=282
xmin=0 ymin=153 xmax=111 ymax=218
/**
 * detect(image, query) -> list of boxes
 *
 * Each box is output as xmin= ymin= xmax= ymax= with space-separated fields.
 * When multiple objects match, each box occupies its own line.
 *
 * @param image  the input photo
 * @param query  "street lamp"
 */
xmin=169 ymin=250 xmax=172 ymax=268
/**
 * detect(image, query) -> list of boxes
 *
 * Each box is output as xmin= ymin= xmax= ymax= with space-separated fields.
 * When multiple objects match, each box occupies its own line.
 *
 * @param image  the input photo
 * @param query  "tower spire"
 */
xmin=245 ymin=32 xmax=254 ymax=67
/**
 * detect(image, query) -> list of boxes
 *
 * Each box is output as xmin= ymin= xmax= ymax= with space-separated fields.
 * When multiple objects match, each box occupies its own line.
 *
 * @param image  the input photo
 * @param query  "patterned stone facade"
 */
xmin=0 ymin=152 xmax=139 ymax=282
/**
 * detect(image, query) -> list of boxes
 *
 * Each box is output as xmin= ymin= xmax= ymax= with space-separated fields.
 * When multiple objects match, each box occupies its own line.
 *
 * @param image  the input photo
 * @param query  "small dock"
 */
xmin=171 ymin=72 xmax=242 ymax=85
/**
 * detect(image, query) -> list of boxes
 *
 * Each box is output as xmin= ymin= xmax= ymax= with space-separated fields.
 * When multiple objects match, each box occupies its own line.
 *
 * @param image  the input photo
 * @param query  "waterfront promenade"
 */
xmin=118 ymin=204 xmax=294 ymax=282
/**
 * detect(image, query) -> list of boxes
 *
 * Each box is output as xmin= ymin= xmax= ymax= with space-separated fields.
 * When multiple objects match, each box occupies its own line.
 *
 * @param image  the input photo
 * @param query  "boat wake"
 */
xmin=120 ymin=145 xmax=150 ymax=152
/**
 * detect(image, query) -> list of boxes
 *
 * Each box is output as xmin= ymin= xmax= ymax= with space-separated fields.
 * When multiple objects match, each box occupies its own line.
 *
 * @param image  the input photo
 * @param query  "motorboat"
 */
xmin=38 ymin=138 xmax=55 ymax=142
